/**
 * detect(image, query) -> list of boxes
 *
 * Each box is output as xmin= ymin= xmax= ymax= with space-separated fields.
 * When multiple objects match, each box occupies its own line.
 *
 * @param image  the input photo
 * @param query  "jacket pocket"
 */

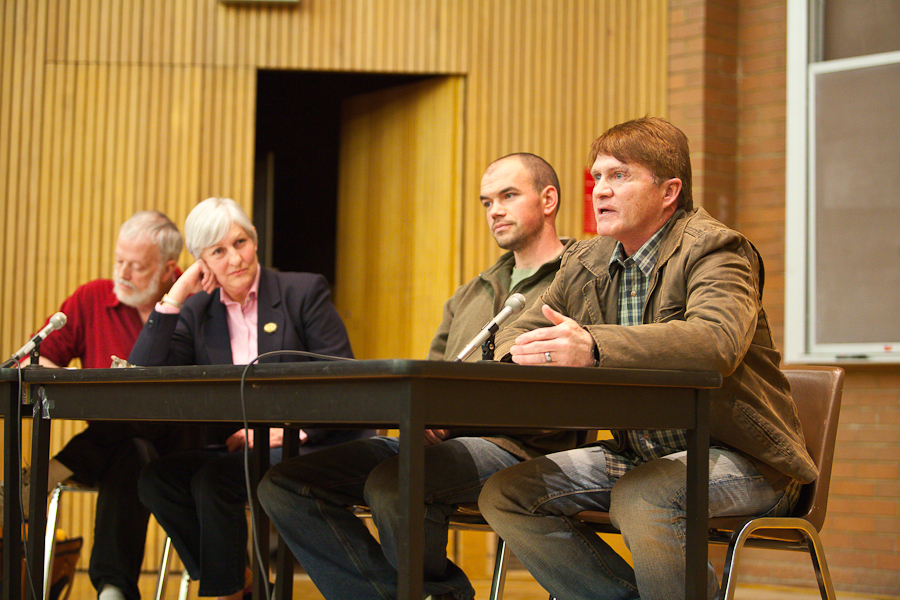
xmin=654 ymin=304 xmax=685 ymax=323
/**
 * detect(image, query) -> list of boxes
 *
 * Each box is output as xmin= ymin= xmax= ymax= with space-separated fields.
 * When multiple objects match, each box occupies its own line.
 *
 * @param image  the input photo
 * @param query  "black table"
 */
xmin=5 ymin=360 xmax=721 ymax=600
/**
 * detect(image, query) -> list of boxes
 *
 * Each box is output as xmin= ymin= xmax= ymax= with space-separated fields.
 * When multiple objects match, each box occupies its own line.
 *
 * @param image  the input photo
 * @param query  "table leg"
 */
xmin=685 ymin=388 xmax=711 ymax=599
xmin=2 ymin=378 xmax=23 ymax=600
xmin=25 ymin=386 xmax=51 ymax=600
xmin=273 ymin=427 xmax=301 ymax=600
xmin=396 ymin=390 xmax=425 ymax=600
xmin=251 ymin=426 xmax=271 ymax=600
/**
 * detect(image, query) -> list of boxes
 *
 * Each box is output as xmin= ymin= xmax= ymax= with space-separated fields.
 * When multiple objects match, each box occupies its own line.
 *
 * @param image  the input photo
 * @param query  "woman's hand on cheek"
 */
xmin=196 ymin=259 xmax=219 ymax=295
xmin=164 ymin=259 xmax=219 ymax=305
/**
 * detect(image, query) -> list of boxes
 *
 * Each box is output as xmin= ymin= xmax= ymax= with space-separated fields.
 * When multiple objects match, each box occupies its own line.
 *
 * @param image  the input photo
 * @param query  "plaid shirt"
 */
xmin=600 ymin=223 xmax=803 ymax=505
xmin=603 ymin=221 xmax=691 ymax=478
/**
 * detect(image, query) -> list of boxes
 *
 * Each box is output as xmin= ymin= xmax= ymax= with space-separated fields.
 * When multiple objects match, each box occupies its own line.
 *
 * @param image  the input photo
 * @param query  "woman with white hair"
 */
xmin=130 ymin=197 xmax=370 ymax=600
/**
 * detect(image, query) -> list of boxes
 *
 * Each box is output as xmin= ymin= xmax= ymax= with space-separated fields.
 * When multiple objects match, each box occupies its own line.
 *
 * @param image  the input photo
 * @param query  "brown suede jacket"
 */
xmin=495 ymin=209 xmax=817 ymax=487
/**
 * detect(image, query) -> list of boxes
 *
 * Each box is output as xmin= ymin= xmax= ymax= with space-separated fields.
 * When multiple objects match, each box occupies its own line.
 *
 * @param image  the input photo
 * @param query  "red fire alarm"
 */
xmin=583 ymin=168 xmax=595 ymax=234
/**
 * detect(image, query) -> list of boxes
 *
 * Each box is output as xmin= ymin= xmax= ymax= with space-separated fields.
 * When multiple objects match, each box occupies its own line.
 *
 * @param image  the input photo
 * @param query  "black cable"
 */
xmin=239 ymin=350 xmax=353 ymax=600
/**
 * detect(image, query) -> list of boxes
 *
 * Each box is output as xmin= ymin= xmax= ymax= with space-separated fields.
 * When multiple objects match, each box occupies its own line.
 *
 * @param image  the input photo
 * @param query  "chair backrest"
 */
xmin=781 ymin=366 xmax=844 ymax=531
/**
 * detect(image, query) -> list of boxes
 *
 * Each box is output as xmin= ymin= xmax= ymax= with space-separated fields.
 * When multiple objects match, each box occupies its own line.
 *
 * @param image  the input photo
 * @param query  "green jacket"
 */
xmin=428 ymin=238 xmax=581 ymax=459
xmin=495 ymin=209 xmax=817 ymax=486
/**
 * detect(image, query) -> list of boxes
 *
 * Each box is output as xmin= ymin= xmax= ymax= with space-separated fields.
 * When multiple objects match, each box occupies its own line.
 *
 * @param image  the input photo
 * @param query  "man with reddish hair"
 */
xmin=480 ymin=118 xmax=816 ymax=600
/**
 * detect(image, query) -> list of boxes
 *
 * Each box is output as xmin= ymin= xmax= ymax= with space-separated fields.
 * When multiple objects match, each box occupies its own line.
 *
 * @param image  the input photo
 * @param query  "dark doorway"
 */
xmin=253 ymin=71 xmax=436 ymax=284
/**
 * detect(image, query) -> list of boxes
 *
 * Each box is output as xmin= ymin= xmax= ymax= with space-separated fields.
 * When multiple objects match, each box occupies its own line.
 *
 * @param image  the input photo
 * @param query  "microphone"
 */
xmin=2 ymin=312 xmax=67 ymax=367
xmin=453 ymin=293 xmax=527 ymax=362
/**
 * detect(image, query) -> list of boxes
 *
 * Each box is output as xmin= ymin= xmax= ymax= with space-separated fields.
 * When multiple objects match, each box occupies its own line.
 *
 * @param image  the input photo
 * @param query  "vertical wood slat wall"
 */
xmin=1 ymin=0 xmax=667 ymax=574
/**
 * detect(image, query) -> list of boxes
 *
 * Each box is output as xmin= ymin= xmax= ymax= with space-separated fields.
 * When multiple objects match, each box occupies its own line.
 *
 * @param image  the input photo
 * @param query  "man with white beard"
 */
xmin=2 ymin=211 xmax=184 ymax=600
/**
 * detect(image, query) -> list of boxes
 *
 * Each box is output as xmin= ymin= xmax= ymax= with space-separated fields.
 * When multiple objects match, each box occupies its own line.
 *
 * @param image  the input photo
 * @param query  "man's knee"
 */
xmin=478 ymin=463 xmax=533 ymax=520
xmin=609 ymin=460 xmax=686 ymax=528
xmin=363 ymin=456 xmax=399 ymax=511
xmin=136 ymin=462 xmax=162 ymax=508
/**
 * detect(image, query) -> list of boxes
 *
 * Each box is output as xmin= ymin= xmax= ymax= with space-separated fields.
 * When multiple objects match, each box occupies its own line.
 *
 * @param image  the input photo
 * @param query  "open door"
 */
xmin=335 ymin=77 xmax=464 ymax=360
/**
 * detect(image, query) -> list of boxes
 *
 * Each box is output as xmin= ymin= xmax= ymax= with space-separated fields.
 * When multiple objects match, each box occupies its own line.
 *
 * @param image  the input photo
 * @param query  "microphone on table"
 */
xmin=453 ymin=293 xmax=527 ymax=362
xmin=1 ymin=312 xmax=67 ymax=367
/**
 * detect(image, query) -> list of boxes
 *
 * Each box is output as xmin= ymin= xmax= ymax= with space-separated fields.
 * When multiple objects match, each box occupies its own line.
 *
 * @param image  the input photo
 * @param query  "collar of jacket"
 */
xmin=481 ymin=237 xmax=576 ymax=285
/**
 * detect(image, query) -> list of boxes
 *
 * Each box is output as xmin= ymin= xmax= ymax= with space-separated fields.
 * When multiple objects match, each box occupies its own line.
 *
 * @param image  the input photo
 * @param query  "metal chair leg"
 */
xmin=154 ymin=536 xmax=193 ymax=600
xmin=721 ymin=517 xmax=836 ymax=600
xmin=153 ymin=536 xmax=175 ymax=600
xmin=177 ymin=568 xmax=191 ymax=600
xmin=488 ymin=536 xmax=510 ymax=600
xmin=43 ymin=484 xmax=64 ymax=600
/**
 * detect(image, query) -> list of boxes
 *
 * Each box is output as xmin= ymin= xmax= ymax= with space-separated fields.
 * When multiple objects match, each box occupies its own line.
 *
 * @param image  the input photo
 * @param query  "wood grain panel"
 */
xmin=335 ymin=77 xmax=462 ymax=360
xmin=1 ymin=0 xmax=667 ymax=576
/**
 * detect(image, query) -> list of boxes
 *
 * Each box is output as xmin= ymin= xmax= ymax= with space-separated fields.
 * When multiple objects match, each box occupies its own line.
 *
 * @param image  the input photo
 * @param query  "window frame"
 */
xmin=784 ymin=0 xmax=900 ymax=364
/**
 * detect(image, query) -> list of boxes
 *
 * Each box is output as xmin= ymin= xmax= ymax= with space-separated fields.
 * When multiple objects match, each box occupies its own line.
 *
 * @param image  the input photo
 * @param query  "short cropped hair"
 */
xmin=589 ymin=117 xmax=693 ymax=211
xmin=119 ymin=211 xmax=183 ymax=263
xmin=491 ymin=152 xmax=562 ymax=212
xmin=184 ymin=197 xmax=257 ymax=259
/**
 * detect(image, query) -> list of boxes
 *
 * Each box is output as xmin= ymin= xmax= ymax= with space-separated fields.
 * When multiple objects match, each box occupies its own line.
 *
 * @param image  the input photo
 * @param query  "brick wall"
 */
xmin=670 ymin=0 xmax=900 ymax=595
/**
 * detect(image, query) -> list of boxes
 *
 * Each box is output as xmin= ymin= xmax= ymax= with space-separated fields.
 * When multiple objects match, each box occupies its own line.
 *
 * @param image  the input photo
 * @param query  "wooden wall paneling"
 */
xmin=167 ymin=64 xmax=184 ymax=219
xmin=236 ymin=67 xmax=256 ymax=207
xmin=119 ymin=0 xmax=140 ymax=65
xmin=2 ymin=0 xmax=672 ymax=576
xmin=37 ymin=65 xmax=59 ymax=319
xmin=206 ymin=67 xmax=225 ymax=196
xmin=1 ymin=3 xmax=14 ymax=348
xmin=123 ymin=65 xmax=143 ymax=221
xmin=133 ymin=65 xmax=152 ymax=224
xmin=98 ymin=65 xmax=119 ymax=262
xmin=111 ymin=65 xmax=136 ymax=224
xmin=86 ymin=65 xmax=104 ymax=273
xmin=22 ymin=1 xmax=45 ymax=322
xmin=158 ymin=66 xmax=174 ymax=207
xmin=334 ymin=99 xmax=372 ymax=355
xmin=220 ymin=67 xmax=235 ymax=197
xmin=336 ymin=78 xmax=462 ymax=360
xmin=38 ymin=64 xmax=60 ymax=321
xmin=180 ymin=67 xmax=204 ymax=220
xmin=408 ymin=78 xmax=463 ymax=357
xmin=144 ymin=67 xmax=163 ymax=214
xmin=97 ymin=0 xmax=111 ymax=63
xmin=6 ymin=4 xmax=28 ymax=331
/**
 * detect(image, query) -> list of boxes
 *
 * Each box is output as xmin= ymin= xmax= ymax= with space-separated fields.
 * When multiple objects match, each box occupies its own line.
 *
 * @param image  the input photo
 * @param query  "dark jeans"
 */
xmin=138 ymin=429 xmax=373 ymax=597
xmin=257 ymin=436 xmax=522 ymax=600
xmin=54 ymin=422 xmax=187 ymax=600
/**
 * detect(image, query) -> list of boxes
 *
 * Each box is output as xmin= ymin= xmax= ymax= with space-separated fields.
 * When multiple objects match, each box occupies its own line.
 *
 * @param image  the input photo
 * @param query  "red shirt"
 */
xmin=37 ymin=279 xmax=145 ymax=369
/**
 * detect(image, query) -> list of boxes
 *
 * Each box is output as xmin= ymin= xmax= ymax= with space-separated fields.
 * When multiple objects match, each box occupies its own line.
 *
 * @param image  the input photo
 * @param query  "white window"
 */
xmin=785 ymin=0 xmax=900 ymax=363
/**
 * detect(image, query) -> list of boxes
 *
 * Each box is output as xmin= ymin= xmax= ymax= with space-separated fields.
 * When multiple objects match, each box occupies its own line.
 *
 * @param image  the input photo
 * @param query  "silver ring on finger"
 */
xmin=544 ymin=351 xmax=552 ymax=363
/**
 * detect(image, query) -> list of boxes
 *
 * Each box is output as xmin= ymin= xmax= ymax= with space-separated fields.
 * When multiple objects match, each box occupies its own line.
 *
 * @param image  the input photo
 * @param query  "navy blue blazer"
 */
xmin=129 ymin=267 xmax=354 ymax=444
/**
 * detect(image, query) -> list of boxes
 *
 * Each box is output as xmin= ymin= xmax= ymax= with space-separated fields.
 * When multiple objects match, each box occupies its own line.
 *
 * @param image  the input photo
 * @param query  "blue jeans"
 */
xmin=257 ymin=435 xmax=522 ymax=600
xmin=479 ymin=446 xmax=796 ymax=600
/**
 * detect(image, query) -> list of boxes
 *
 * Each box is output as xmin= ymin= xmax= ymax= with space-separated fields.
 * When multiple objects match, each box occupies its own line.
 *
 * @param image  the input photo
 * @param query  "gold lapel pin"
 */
xmin=264 ymin=322 xmax=277 ymax=334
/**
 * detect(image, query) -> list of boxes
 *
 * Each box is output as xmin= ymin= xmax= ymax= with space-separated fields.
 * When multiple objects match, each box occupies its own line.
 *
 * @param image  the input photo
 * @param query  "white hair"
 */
xmin=184 ymin=197 xmax=257 ymax=259
xmin=119 ymin=211 xmax=183 ymax=263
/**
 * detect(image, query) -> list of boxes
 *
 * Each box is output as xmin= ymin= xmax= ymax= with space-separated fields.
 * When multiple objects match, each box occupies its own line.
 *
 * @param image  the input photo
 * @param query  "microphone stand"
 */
xmin=481 ymin=332 xmax=495 ymax=361
xmin=29 ymin=338 xmax=43 ymax=366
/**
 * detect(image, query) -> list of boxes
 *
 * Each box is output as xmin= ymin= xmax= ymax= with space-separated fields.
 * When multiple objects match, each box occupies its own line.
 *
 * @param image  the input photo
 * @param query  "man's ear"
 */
xmin=661 ymin=178 xmax=682 ymax=211
xmin=541 ymin=185 xmax=560 ymax=216
xmin=161 ymin=259 xmax=178 ymax=282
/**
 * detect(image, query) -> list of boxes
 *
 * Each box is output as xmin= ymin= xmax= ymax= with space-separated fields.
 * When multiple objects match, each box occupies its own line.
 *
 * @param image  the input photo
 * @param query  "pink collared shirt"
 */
xmin=156 ymin=268 xmax=306 ymax=444
xmin=218 ymin=267 xmax=260 ymax=365
xmin=155 ymin=267 xmax=260 ymax=364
